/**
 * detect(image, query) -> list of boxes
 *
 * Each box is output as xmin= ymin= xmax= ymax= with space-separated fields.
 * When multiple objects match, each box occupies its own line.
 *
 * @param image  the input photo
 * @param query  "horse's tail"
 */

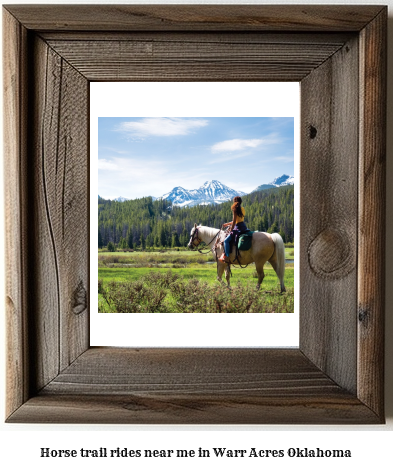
xmin=269 ymin=233 xmax=286 ymax=292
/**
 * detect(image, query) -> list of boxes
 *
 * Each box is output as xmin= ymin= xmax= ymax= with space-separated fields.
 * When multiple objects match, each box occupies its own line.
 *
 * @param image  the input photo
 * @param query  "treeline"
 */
xmin=98 ymin=186 xmax=294 ymax=249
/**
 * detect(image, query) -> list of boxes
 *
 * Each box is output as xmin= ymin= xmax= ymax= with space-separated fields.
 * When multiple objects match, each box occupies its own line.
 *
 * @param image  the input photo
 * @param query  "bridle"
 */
xmin=189 ymin=226 xmax=222 ymax=254
xmin=189 ymin=226 xmax=203 ymax=249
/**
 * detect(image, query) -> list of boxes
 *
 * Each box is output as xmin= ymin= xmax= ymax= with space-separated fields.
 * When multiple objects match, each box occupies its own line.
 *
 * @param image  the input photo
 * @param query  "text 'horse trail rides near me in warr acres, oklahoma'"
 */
xmin=188 ymin=224 xmax=286 ymax=291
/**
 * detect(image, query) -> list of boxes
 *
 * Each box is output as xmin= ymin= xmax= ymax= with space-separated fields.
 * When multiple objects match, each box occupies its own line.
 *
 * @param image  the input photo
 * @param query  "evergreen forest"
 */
xmin=98 ymin=186 xmax=294 ymax=250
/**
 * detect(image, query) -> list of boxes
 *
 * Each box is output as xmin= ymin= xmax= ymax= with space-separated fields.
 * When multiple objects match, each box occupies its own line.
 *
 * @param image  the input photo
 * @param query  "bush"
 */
xmin=142 ymin=270 xmax=180 ymax=288
xmin=98 ymin=271 xmax=294 ymax=313
xmin=100 ymin=280 xmax=168 ymax=313
xmin=169 ymin=278 xmax=210 ymax=313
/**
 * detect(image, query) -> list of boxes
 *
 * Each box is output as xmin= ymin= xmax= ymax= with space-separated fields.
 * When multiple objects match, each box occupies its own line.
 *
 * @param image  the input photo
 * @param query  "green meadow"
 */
xmin=98 ymin=248 xmax=294 ymax=313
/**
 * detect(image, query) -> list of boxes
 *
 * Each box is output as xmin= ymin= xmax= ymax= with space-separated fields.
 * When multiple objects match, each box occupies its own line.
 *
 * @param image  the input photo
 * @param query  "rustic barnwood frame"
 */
xmin=4 ymin=5 xmax=386 ymax=423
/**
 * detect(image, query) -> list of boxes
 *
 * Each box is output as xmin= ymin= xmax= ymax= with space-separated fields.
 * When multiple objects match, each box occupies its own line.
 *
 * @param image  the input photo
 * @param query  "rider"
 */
xmin=219 ymin=196 xmax=247 ymax=263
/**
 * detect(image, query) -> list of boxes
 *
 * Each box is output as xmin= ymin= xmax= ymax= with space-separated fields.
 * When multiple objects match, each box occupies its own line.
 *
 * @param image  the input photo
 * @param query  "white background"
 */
xmin=90 ymin=82 xmax=300 ymax=347
xmin=1 ymin=0 xmax=392 ymax=472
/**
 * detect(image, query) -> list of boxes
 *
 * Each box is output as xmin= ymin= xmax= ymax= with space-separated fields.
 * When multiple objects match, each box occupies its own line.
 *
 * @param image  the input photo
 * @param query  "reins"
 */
xmin=190 ymin=226 xmax=221 ymax=254
xmin=230 ymin=255 xmax=250 ymax=269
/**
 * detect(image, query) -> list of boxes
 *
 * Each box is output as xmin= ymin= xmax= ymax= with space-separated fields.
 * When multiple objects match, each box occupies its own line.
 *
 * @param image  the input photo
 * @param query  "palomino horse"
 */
xmin=188 ymin=224 xmax=286 ymax=292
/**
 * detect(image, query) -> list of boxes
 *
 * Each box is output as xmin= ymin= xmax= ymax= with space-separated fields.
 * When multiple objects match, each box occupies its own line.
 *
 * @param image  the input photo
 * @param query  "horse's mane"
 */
xmin=200 ymin=225 xmax=220 ymax=236
xmin=198 ymin=225 xmax=225 ymax=243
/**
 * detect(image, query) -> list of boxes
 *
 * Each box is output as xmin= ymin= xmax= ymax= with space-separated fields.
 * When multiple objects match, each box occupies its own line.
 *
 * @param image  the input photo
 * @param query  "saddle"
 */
xmin=228 ymin=230 xmax=254 ymax=265
xmin=237 ymin=230 xmax=254 ymax=251
xmin=219 ymin=227 xmax=253 ymax=266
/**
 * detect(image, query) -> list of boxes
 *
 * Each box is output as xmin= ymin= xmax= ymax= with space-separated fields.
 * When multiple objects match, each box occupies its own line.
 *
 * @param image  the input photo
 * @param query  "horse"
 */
xmin=188 ymin=224 xmax=286 ymax=292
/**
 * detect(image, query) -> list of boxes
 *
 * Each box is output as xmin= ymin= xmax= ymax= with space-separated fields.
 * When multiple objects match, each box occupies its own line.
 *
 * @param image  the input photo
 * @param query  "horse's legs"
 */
xmin=217 ymin=261 xmax=231 ymax=287
xmin=224 ymin=265 xmax=231 ymax=288
xmin=216 ymin=261 xmax=225 ymax=285
xmin=269 ymin=253 xmax=286 ymax=292
xmin=255 ymin=261 xmax=265 ymax=290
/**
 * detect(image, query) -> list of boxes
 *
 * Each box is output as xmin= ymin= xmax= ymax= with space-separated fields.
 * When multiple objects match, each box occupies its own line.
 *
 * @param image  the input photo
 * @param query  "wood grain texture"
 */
xmin=300 ymin=36 xmax=359 ymax=394
xmin=29 ymin=37 xmax=60 ymax=390
xmin=3 ymin=5 xmax=384 ymax=32
xmin=358 ymin=9 xmax=387 ymax=417
xmin=30 ymin=36 xmax=90 ymax=386
xmin=9 ymin=392 xmax=379 ymax=425
xmin=3 ymin=5 xmax=386 ymax=424
xmin=40 ymin=31 xmax=354 ymax=44
xmin=43 ymin=348 xmax=341 ymax=395
xmin=46 ymin=37 xmax=347 ymax=82
xmin=3 ymin=9 xmax=29 ymax=417
xmin=7 ymin=348 xmax=379 ymax=424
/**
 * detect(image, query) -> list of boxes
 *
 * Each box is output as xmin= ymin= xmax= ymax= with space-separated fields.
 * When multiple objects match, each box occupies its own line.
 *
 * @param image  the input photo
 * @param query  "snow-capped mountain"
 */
xmin=113 ymin=196 xmax=130 ymax=202
xmin=161 ymin=187 xmax=197 ymax=207
xmin=160 ymin=180 xmax=246 ymax=208
xmin=270 ymin=174 xmax=294 ymax=186
xmin=99 ymin=195 xmax=157 ymax=202
xmin=252 ymin=174 xmax=294 ymax=192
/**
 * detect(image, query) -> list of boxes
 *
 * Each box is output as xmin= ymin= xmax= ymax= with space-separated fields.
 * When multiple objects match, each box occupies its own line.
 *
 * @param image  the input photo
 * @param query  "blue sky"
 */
xmin=98 ymin=117 xmax=294 ymax=199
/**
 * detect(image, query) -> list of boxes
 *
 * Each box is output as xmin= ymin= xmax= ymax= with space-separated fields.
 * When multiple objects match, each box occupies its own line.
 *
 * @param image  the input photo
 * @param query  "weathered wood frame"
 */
xmin=3 ymin=5 xmax=386 ymax=424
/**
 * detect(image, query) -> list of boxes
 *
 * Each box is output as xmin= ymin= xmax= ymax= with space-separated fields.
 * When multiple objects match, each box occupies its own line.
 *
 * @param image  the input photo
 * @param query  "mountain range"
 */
xmin=251 ymin=174 xmax=294 ymax=192
xmin=113 ymin=196 xmax=129 ymax=203
xmin=99 ymin=174 xmax=294 ymax=207
xmin=159 ymin=180 xmax=247 ymax=208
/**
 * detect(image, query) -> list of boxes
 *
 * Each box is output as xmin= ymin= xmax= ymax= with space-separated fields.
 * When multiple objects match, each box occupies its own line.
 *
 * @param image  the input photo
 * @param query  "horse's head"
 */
xmin=188 ymin=224 xmax=202 ymax=249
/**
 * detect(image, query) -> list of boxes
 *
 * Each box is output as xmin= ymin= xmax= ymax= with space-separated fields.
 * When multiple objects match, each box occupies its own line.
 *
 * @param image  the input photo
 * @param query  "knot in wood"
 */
xmin=309 ymin=125 xmax=317 ymax=139
xmin=308 ymin=228 xmax=354 ymax=279
xmin=358 ymin=307 xmax=370 ymax=326
xmin=73 ymin=281 xmax=87 ymax=315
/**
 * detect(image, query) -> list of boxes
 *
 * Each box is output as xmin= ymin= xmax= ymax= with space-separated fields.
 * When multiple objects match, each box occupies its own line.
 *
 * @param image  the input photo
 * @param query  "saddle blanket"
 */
xmin=238 ymin=230 xmax=255 ymax=251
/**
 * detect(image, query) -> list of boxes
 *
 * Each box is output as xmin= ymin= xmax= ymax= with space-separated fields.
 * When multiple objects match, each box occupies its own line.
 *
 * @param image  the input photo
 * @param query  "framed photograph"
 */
xmin=91 ymin=82 xmax=299 ymax=348
xmin=4 ymin=5 xmax=386 ymax=423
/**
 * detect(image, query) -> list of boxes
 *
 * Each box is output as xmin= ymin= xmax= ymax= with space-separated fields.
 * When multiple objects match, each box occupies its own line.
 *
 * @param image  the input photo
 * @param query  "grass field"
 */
xmin=98 ymin=249 xmax=294 ymax=313
xmin=98 ymin=248 xmax=294 ymax=265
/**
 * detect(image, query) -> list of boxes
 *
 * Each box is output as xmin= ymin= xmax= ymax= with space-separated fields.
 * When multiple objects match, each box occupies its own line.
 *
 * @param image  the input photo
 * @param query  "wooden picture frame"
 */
xmin=3 ymin=5 xmax=386 ymax=424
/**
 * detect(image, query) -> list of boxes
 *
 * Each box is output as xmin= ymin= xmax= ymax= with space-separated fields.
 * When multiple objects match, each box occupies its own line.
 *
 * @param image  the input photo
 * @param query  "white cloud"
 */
xmin=211 ymin=138 xmax=264 ymax=154
xmin=211 ymin=134 xmax=282 ymax=154
xmin=116 ymin=118 xmax=208 ymax=138
xmin=98 ymin=159 xmax=119 ymax=170
xmin=99 ymin=156 xmax=189 ymax=198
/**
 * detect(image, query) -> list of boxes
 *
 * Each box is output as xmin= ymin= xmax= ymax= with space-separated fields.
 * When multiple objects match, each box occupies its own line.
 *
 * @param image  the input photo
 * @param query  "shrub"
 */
xmin=101 ymin=280 xmax=168 ymax=313
xmin=169 ymin=278 xmax=211 ymax=313
xmin=142 ymin=270 xmax=179 ymax=288
xmin=98 ymin=271 xmax=294 ymax=313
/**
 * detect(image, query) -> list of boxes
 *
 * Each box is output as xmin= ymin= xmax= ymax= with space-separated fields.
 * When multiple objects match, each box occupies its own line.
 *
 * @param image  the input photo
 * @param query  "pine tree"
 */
xmin=127 ymin=232 xmax=133 ymax=249
xmin=160 ymin=227 xmax=166 ymax=247
xmin=268 ymin=221 xmax=279 ymax=234
xmin=171 ymin=232 xmax=180 ymax=248
xmin=98 ymin=186 xmax=294 ymax=246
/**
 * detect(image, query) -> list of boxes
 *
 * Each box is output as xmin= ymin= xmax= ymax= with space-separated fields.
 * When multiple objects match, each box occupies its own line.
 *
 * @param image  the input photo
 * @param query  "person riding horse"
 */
xmin=219 ymin=196 xmax=249 ymax=263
